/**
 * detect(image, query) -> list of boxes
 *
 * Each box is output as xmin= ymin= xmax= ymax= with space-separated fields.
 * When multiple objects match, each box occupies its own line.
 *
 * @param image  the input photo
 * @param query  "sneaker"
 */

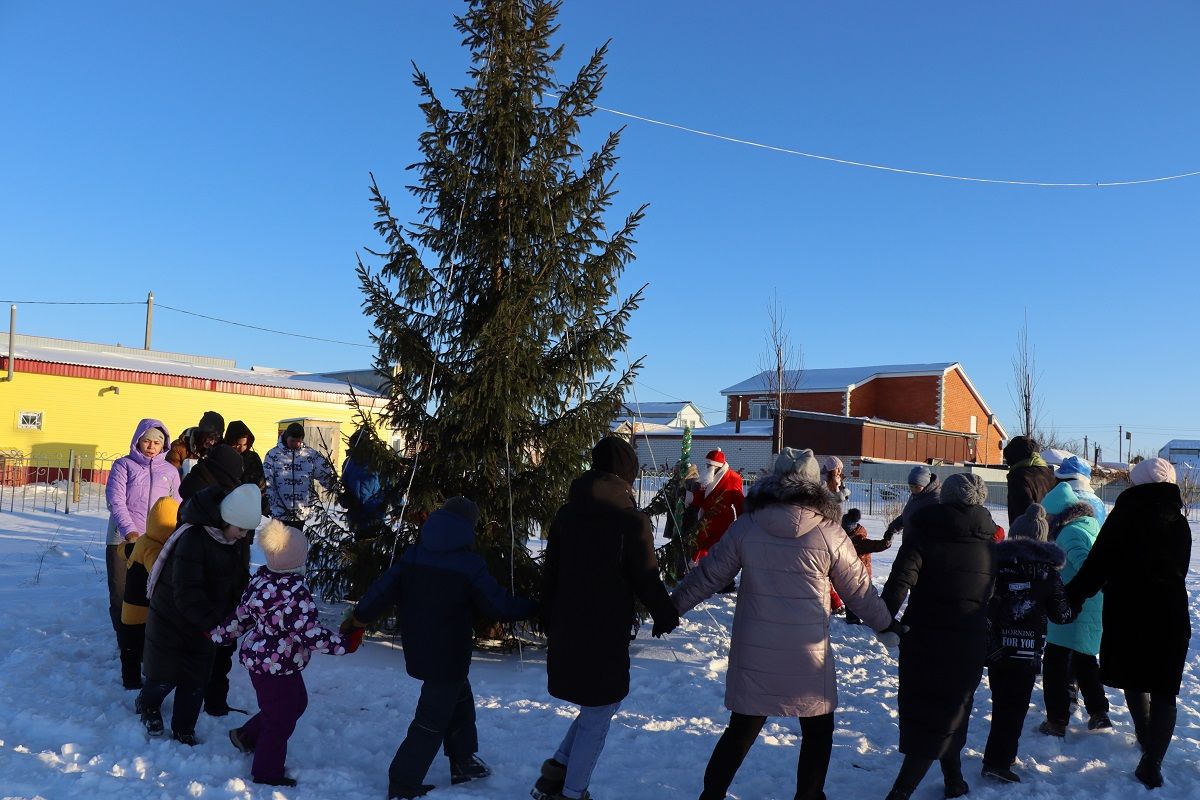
xmin=135 ymin=698 xmax=164 ymax=737
xmin=1087 ymin=713 xmax=1114 ymax=731
xmin=229 ymin=728 xmax=254 ymax=753
xmin=451 ymin=753 xmax=492 ymax=785
xmin=1038 ymin=720 xmax=1067 ymax=738
xmin=389 ymin=785 xmax=434 ymax=799
xmin=531 ymin=758 xmax=567 ymax=799
xmin=253 ymin=774 xmax=298 ymax=787
xmin=981 ymin=764 xmax=1021 ymax=783
xmin=172 ymin=730 xmax=199 ymax=747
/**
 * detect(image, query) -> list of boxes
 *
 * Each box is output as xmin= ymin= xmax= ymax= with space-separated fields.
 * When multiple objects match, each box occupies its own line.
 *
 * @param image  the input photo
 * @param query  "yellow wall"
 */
xmin=0 ymin=370 xmax=386 ymax=466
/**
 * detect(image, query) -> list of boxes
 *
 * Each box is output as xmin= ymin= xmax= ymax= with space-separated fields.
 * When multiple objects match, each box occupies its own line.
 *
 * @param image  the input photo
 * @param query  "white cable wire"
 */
xmin=546 ymin=93 xmax=1200 ymax=188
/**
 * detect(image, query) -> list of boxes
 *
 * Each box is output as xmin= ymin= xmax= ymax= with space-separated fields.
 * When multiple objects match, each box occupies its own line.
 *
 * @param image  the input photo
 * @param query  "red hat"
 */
xmin=705 ymin=449 xmax=726 ymax=467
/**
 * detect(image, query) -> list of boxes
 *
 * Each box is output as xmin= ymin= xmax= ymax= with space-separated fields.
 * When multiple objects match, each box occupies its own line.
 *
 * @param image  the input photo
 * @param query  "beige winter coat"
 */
xmin=672 ymin=475 xmax=893 ymax=717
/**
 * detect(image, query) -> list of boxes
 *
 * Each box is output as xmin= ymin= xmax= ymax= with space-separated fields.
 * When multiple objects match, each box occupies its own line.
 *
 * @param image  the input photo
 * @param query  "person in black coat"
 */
xmin=1002 ymin=436 xmax=1056 ymax=522
xmin=179 ymin=442 xmax=245 ymax=500
xmin=531 ymin=436 xmax=680 ymax=800
xmin=880 ymin=473 xmax=998 ymax=800
xmin=348 ymin=496 xmax=535 ymax=800
xmin=225 ymin=420 xmax=268 ymax=513
xmin=981 ymin=504 xmax=1074 ymax=784
xmin=136 ymin=483 xmax=263 ymax=743
xmin=883 ymin=466 xmax=941 ymax=541
xmin=1066 ymin=458 xmax=1192 ymax=790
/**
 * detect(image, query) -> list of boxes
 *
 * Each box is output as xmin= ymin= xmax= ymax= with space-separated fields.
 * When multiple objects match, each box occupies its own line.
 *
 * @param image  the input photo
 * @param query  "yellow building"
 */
xmin=0 ymin=334 xmax=390 ymax=474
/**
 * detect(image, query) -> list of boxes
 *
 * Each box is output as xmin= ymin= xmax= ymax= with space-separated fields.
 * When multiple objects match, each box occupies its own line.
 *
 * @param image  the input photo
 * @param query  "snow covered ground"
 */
xmin=1 ymin=507 xmax=1199 ymax=800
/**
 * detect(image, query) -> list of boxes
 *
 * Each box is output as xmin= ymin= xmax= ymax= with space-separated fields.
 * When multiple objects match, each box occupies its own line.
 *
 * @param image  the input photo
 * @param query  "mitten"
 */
xmin=343 ymin=626 xmax=365 ymax=654
xmin=875 ymin=620 xmax=908 ymax=650
xmin=339 ymin=606 xmax=361 ymax=635
xmin=652 ymin=609 xmax=680 ymax=638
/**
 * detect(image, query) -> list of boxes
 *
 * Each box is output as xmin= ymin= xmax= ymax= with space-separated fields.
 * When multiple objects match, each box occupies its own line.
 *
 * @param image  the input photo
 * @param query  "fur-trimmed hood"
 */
xmin=745 ymin=472 xmax=842 ymax=521
xmin=1049 ymin=501 xmax=1095 ymax=534
xmin=995 ymin=536 xmax=1065 ymax=568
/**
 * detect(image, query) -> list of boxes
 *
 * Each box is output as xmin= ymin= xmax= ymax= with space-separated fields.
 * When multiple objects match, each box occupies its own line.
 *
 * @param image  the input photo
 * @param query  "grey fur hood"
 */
xmin=1049 ymin=501 xmax=1094 ymax=533
xmin=995 ymin=536 xmax=1065 ymax=568
xmin=746 ymin=472 xmax=842 ymax=521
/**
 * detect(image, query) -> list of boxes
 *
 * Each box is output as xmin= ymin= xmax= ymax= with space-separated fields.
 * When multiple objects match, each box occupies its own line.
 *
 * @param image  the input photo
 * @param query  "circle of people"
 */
xmin=103 ymin=413 xmax=1191 ymax=800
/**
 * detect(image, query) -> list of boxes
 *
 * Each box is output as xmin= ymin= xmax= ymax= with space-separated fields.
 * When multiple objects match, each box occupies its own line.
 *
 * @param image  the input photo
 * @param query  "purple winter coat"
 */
xmin=209 ymin=566 xmax=347 ymax=676
xmin=105 ymin=419 xmax=181 ymax=544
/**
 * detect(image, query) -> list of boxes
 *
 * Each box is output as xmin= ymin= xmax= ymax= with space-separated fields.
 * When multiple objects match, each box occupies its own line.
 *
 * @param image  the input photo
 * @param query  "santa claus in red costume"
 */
xmin=689 ymin=448 xmax=745 ymax=561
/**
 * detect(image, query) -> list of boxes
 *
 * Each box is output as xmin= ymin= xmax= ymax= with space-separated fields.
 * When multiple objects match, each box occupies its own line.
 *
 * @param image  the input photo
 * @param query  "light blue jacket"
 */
xmin=1043 ymin=483 xmax=1103 ymax=655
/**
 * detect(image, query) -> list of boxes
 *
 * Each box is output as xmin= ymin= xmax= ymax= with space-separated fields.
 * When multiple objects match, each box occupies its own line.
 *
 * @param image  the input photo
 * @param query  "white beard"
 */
xmin=700 ymin=463 xmax=726 ymax=492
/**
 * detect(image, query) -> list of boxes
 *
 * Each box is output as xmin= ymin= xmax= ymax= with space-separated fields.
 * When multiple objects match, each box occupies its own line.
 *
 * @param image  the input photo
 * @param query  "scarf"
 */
xmin=1012 ymin=453 xmax=1048 ymax=469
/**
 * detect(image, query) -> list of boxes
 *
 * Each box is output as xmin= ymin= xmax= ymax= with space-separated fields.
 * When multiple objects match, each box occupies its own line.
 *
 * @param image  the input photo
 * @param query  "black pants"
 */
xmin=700 ymin=711 xmax=834 ymax=800
xmin=983 ymin=662 xmax=1036 ymax=767
xmin=139 ymin=680 xmax=206 ymax=736
xmin=205 ymin=643 xmax=237 ymax=710
xmin=389 ymin=680 xmax=478 ymax=790
xmin=1042 ymin=643 xmax=1108 ymax=722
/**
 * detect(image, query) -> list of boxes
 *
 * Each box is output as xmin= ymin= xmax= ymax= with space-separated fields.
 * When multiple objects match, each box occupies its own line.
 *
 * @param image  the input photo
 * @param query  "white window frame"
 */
xmin=749 ymin=400 xmax=771 ymax=420
xmin=17 ymin=411 xmax=43 ymax=430
xmin=969 ymin=415 xmax=978 ymax=434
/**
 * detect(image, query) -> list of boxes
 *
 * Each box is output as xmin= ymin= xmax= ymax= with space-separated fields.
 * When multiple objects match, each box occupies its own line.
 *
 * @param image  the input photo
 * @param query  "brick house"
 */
xmin=721 ymin=362 xmax=1008 ymax=465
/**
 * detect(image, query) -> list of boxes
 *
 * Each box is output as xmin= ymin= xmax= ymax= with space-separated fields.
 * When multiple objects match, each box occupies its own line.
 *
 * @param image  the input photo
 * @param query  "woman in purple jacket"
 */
xmin=104 ymin=418 xmax=181 ymax=688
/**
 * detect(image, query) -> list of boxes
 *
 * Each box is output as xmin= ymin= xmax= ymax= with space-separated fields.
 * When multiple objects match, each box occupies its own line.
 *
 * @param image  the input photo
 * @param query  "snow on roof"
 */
xmin=1161 ymin=440 xmax=1200 ymax=450
xmin=625 ymin=419 xmax=773 ymax=438
xmin=621 ymin=401 xmax=696 ymax=416
xmin=14 ymin=342 xmax=382 ymax=397
xmin=721 ymin=362 xmax=956 ymax=395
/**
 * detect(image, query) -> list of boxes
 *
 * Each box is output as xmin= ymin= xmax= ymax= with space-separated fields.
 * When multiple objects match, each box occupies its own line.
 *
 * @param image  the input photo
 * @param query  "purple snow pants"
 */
xmin=238 ymin=671 xmax=309 ymax=782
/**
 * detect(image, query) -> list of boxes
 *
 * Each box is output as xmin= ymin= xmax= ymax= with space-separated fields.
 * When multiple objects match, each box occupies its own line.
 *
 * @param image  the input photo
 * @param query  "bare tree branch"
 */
xmin=758 ymin=289 xmax=803 ymax=454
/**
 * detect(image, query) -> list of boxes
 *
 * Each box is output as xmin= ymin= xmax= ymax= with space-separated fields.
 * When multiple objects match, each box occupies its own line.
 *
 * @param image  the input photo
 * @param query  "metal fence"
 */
xmin=0 ymin=450 xmax=118 ymax=514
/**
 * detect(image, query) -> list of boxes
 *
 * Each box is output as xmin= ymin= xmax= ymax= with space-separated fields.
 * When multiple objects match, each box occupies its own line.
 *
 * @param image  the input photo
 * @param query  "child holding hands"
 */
xmin=210 ymin=519 xmax=360 ymax=787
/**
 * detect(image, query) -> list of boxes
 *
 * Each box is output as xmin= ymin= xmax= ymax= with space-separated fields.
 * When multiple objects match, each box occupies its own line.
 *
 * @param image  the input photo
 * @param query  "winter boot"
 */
xmin=1126 ymin=693 xmax=1151 ymax=750
xmin=941 ymin=754 xmax=969 ymax=798
xmin=450 ymin=754 xmax=492 ymax=785
xmin=1087 ymin=712 xmax=1113 ymax=731
xmin=135 ymin=697 xmax=164 ymax=737
xmin=172 ymin=730 xmax=199 ymax=747
xmin=981 ymin=763 xmax=1021 ymax=783
xmin=253 ymin=774 xmax=298 ymax=787
xmin=229 ymin=727 xmax=254 ymax=754
xmin=1135 ymin=702 xmax=1178 ymax=790
xmin=531 ymin=758 xmax=567 ymax=799
xmin=389 ymin=785 xmax=434 ymax=799
xmin=1038 ymin=719 xmax=1066 ymax=738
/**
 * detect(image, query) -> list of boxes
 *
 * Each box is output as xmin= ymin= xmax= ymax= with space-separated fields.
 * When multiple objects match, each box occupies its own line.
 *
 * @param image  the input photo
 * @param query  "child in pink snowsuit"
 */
xmin=210 ymin=520 xmax=361 ymax=787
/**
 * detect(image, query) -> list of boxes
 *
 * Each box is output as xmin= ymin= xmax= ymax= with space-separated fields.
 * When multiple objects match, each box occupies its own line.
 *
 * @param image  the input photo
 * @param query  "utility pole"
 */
xmin=1084 ymin=435 xmax=1089 ymax=461
xmin=1118 ymin=425 xmax=1123 ymax=462
xmin=144 ymin=291 xmax=154 ymax=350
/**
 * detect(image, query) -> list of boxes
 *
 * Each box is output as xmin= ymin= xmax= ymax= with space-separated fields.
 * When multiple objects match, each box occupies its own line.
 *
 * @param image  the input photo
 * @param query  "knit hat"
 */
xmin=1130 ymin=458 xmax=1176 ymax=486
xmin=820 ymin=455 xmax=843 ymax=475
xmin=258 ymin=519 xmax=308 ymax=572
xmin=1010 ymin=503 xmax=1049 ymax=541
xmin=139 ymin=427 xmax=166 ymax=446
xmin=841 ymin=508 xmax=861 ymax=531
xmin=145 ymin=496 xmax=180 ymax=544
xmin=941 ymin=473 xmax=988 ymax=506
xmin=205 ymin=443 xmax=245 ymax=489
xmin=219 ymin=483 xmax=263 ymax=530
xmin=907 ymin=465 xmax=932 ymax=487
xmin=591 ymin=436 xmax=639 ymax=484
xmin=1054 ymin=455 xmax=1092 ymax=481
xmin=773 ymin=447 xmax=821 ymax=484
xmin=198 ymin=411 xmax=225 ymax=436
xmin=441 ymin=496 xmax=480 ymax=528
xmin=283 ymin=422 xmax=306 ymax=441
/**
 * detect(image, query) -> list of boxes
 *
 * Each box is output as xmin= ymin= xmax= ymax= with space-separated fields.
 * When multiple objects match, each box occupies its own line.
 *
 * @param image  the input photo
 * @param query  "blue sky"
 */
xmin=2 ymin=1 xmax=1198 ymax=460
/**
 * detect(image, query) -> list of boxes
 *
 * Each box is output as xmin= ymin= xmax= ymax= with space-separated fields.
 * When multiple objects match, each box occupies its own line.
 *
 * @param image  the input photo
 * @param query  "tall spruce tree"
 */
xmin=343 ymin=0 xmax=645 ymax=603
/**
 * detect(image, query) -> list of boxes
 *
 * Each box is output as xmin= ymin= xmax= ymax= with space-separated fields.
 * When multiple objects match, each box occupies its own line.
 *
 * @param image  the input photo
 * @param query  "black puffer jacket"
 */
xmin=143 ymin=487 xmax=245 ymax=687
xmin=1003 ymin=437 xmax=1056 ymax=521
xmin=986 ymin=537 xmax=1073 ymax=671
xmin=179 ymin=444 xmax=244 ymax=500
xmin=880 ymin=501 xmax=997 ymax=759
xmin=542 ymin=470 xmax=678 ymax=707
xmin=1067 ymin=481 xmax=1192 ymax=695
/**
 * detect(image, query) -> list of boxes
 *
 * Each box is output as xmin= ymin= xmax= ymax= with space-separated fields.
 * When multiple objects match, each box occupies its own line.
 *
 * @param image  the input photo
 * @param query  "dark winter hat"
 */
xmin=283 ymin=422 xmax=306 ymax=441
xmin=1002 ymin=435 xmax=1038 ymax=465
xmin=441 ymin=496 xmax=480 ymax=528
xmin=223 ymin=420 xmax=255 ymax=448
xmin=591 ymin=436 xmax=639 ymax=484
xmin=205 ymin=443 xmax=245 ymax=489
xmin=941 ymin=473 xmax=988 ymax=506
xmin=907 ymin=465 xmax=932 ymax=487
xmin=841 ymin=508 xmax=862 ymax=531
xmin=1010 ymin=502 xmax=1049 ymax=541
xmin=198 ymin=411 xmax=226 ymax=436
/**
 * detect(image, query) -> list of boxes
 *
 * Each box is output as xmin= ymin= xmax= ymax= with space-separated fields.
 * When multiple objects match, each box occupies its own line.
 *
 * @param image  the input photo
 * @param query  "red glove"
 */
xmin=343 ymin=627 xmax=365 ymax=654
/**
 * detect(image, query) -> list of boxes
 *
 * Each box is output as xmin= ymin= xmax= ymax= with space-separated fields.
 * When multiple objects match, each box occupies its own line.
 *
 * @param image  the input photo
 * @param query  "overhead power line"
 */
xmin=155 ymin=304 xmax=373 ymax=348
xmin=554 ymin=94 xmax=1200 ymax=188
xmin=0 ymin=299 xmax=143 ymax=305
